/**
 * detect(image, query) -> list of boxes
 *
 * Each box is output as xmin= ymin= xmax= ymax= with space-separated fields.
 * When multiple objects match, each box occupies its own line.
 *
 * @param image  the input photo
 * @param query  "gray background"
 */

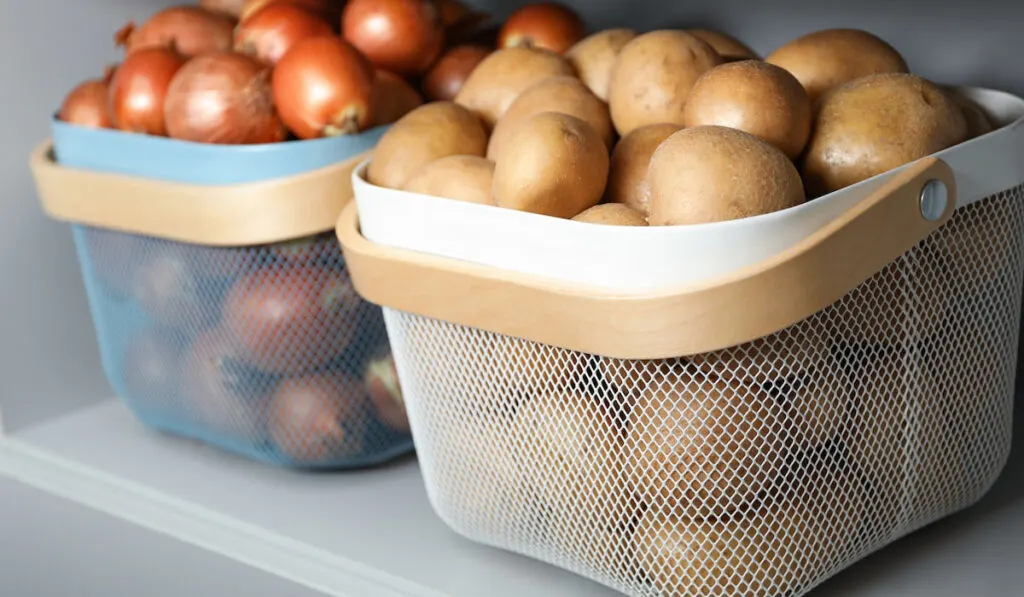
xmin=2 ymin=0 xmax=1023 ymax=595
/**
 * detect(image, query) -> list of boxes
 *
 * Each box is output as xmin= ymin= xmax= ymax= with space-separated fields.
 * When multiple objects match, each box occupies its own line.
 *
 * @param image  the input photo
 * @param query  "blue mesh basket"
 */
xmin=47 ymin=119 xmax=414 ymax=469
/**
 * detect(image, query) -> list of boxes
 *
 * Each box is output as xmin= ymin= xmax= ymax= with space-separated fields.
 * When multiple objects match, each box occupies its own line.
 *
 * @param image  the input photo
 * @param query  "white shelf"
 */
xmin=0 ymin=399 xmax=620 ymax=597
xmin=1 ymin=398 xmax=1023 ymax=597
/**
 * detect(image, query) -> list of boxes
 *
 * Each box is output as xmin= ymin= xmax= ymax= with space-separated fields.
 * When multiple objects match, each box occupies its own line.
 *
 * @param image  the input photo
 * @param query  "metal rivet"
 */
xmin=919 ymin=179 xmax=948 ymax=221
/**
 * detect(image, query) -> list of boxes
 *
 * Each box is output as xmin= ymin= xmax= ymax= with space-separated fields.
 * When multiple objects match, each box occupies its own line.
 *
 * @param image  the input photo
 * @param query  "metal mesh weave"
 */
xmin=72 ymin=225 xmax=413 ymax=469
xmin=382 ymin=185 xmax=1024 ymax=597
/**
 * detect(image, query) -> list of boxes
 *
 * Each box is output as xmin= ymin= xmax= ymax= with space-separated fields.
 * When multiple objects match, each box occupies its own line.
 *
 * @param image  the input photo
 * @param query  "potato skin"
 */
xmin=606 ymin=123 xmax=682 ymax=215
xmin=402 ymin=155 xmax=495 ymax=205
xmin=454 ymin=46 xmax=575 ymax=129
xmin=801 ymin=73 xmax=968 ymax=197
xmin=607 ymin=30 xmax=722 ymax=136
xmin=687 ymin=28 xmax=760 ymax=62
xmin=492 ymin=112 xmax=609 ymax=218
xmin=766 ymin=28 xmax=909 ymax=105
xmin=647 ymin=126 xmax=805 ymax=225
xmin=683 ymin=60 xmax=812 ymax=160
xmin=565 ymin=28 xmax=637 ymax=101
xmin=487 ymin=75 xmax=614 ymax=162
xmin=572 ymin=203 xmax=647 ymax=226
xmin=368 ymin=102 xmax=488 ymax=190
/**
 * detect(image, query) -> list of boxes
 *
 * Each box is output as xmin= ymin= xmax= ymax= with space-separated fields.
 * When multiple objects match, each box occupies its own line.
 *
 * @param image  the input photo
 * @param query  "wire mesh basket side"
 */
xmin=383 ymin=184 xmax=1024 ymax=597
xmin=71 ymin=226 xmax=414 ymax=469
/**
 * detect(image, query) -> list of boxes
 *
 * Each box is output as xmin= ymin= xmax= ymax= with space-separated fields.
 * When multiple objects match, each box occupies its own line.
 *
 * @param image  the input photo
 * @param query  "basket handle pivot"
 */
xmin=29 ymin=140 xmax=368 ymax=246
xmin=338 ymin=157 xmax=957 ymax=359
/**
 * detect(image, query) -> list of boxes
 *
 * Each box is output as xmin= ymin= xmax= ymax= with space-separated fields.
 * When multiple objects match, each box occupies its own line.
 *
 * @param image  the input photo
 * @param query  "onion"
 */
xmin=438 ymin=0 xmax=491 ymax=45
xmin=164 ymin=51 xmax=286 ymax=144
xmin=58 ymin=66 xmax=118 ymax=129
xmin=272 ymin=36 xmax=375 ymax=139
xmin=371 ymin=71 xmax=424 ymax=126
xmin=497 ymin=3 xmax=585 ymax=54
xmin=341 ymin=0 xmax=445 ymax=77
xmin=116 ymin=6 xmax=236 ymax=58
xmin=240 ymin=0 xmax=344 ymax=25
xmin=109 ymin=48 xmax=186 ymax=135
xmin=422 ymin=44 xmax=490 ymax=101
xmin=201 ymin=0 xmax=248 ymax=17
xmin=234 ymin=3 xmax=332 ymax=65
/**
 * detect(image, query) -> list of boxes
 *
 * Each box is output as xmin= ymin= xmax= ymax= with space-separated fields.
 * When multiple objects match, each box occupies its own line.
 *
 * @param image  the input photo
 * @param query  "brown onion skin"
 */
xmin=59 ymin=68 xmax=117 ymax=129
xmin=341 ymin=0 xmax=446 ymax=77
xmin=273 ymin=36 xmax=376 ymax=139
xmin=240 ymin=0 xmax=344 ymax=25
xmin=164 ymin=51 xmax=286 ymax=144
xmin=371 ymin=71 xmax=424 ymax=126
xmin=422 ymin=44 xmax=490 ymax=101
xmin=234 ymin=3 xmax=333 ymax=65
xmin=116 ymin=6 xmax=236 ymax=58
xmin=109 ymin=48 xmax=186 ymax=135
xmin=497 ymin=3 xmax=585 ymax=54
xmin=201 ymin=0 xmax=248 ymax=17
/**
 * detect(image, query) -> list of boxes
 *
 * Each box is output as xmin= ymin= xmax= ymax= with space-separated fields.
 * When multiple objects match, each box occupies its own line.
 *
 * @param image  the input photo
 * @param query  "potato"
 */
xmin=493 ymin=112 xmax=609 ymax=218
xmin=403 ymin=155 xmax=495 ymax=205
xmin=687 ymin=28 xmax=760 ymax=62
xmin=944 ymin=86 xmax=995 ymax=139
xmin=367 ymin=101 xmax=488 ymax=190
xmin=683 ymin=60 xmax=811 ymax=159
xmin=648 ymin=126 xmax=805 ymax=225
xmin=565 ymin=28 xmax=638 ymax=101
xmin=625 ymin=372 xmax=785 ymax=518
xmin=802 ymin=73 xmax=968 ymax=197
xmin=487 ymin=76 xmax=614 ymax=162
xmin=512 ymin=391 xmax=628 ymax=533
xmin=607 ymin=30 xmax=721 ymax=136
xmin=606 ymin=123 xmax=682 ymax=215
xmin=765 ymin=28 xmax=909 ymax=105
xmin=572 ymin=203 xmax=647 ymax=226
xmin=634 ymin=465 xmax=864 ymax=597
xmin=454 ymin=46 xmax=575 ymax=129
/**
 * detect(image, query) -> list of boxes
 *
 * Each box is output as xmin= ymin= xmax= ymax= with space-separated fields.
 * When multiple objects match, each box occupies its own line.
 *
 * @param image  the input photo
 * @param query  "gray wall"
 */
xmin=2 ymin=0 xmax=1022 ymax=431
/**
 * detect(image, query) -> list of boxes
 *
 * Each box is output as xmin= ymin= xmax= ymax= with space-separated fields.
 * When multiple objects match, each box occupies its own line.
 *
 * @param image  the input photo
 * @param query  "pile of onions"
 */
xmin=234 ymin=3 xmax=333 ymax=65
xmin=164 ymin=51 xmax=286 ymax=144
xmin=58 ymin=66 xmax=118 ymax=129
xmin=371 ymin=71 xmax=425 ymax=127
xmin=116 ymin=6 xmax=235 ymax=57
xmin=272 ymin=36 xmax=375 ymax=139
xmin=109 ymin=47 xmax=187 ymax=135
xmin=341 ymin=0 xmax=446 ymax=77
xmin=422 ymin=44 xmax=490 ymax=101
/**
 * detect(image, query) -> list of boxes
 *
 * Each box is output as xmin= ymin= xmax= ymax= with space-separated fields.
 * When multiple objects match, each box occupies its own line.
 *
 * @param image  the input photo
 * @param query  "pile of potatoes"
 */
xmin=365 ymin=22 xmax=1003 ymax=597
xmin=367 ymin=26 xmax=992 ymax=227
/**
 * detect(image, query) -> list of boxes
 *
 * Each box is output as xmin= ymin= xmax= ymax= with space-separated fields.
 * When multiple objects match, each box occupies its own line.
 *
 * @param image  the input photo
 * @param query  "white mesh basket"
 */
xmin=338 ymin=88 xmax=1024 ymax=597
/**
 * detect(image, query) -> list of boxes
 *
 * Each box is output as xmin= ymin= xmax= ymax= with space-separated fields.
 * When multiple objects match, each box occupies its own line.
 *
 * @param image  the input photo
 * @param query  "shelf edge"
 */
xmin=0 ymin=431 xmax=450 ymax=597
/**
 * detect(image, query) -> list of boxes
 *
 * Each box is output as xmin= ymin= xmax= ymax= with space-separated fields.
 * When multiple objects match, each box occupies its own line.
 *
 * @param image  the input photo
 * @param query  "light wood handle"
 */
xmin=30 ymin=140 xmax=368 ymax=246
xmin=337 ymin=157 xmax=957 ymax=359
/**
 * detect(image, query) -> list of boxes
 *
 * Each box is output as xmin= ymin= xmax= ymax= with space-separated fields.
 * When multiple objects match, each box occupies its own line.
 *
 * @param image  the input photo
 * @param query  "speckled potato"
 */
xmin=487 ymin=76 xmax=614 ymax=162
xmin=945 ymin=86 xmax=995 ymax=139
xmin=687 ymin=28 xmax=760 ymax=62
xmin=454 ymin=46 xmax=575 ymax=129
xmin=683 ymin=60 xmax=811 ymax=159
xmin=572 ymin=203 xmax=648 ymax=226
xmin=647 ymin=126 xmax=805 ymax=225
xmin=625 ymin=372 xmax=786 ymax=518
xmin=565 ymin=28 xmax=637 ymax=101
xmin=802 ymin=73 xmax=968 ymax=197
xmin=765 ymin=28 xmax=909 ymax=105
xmin=367 ymin=102 xmax=488 ymax=190
xmin=403 ymin=155 xmax=495 ymax=205
xmin=606 ymin=123 xmax=682 ymax=215
xmin=493 ymin=112 xmax=609 ymax=218
xmin=607 ymin=30 xmax=721 ymax=136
